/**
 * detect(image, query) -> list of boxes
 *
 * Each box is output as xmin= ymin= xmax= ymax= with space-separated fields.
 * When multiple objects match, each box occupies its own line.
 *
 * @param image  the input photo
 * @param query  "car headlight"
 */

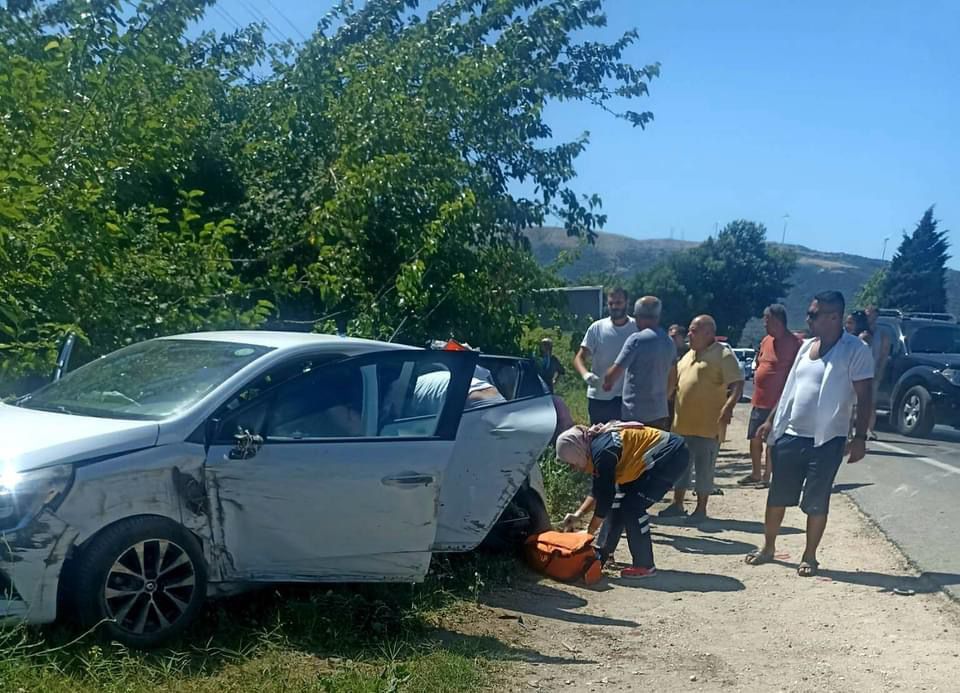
xmin=0 ymin=464 xmax=74 ymax=533
xmin=940 ymin=368 xmax=960 ymax=386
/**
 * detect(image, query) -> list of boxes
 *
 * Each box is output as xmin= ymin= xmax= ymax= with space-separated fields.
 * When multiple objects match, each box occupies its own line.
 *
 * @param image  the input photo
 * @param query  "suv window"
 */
xmin=907 ymin=325 xmax=960 ymax=354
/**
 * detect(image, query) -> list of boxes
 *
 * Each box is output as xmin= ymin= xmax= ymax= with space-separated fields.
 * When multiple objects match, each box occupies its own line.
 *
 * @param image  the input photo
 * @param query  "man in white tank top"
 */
xmin=746 ymin=291 xmax=874 ymax=578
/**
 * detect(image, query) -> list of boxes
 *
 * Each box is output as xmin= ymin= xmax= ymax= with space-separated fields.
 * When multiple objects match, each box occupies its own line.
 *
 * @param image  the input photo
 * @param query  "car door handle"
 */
xmin=382 ymin=473 xmax=435 ymax=487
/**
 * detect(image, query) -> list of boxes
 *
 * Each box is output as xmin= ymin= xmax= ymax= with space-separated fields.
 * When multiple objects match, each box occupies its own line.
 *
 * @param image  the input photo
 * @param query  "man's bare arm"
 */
xmin=603 ymin=364 xmax=625 ymax=391
xmin=573 ymin=346 xmax=592 ymax=378
xmin=875 ymin=333 xmax=891 ymax=374
xmin=852 ymin=378 xmax=873 ymax=437
xmin=720 ymin=380 xmax=744 ymax=425
xmin=848 ymin=378 xmax=874 ymax=463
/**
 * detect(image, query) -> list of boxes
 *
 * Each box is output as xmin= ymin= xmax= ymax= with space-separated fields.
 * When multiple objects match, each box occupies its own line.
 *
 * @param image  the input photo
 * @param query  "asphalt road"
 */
xmin=839 ymin=426 xmax=960 ymax=602
xmin=741 ymin=379 xmax=960 ymax=602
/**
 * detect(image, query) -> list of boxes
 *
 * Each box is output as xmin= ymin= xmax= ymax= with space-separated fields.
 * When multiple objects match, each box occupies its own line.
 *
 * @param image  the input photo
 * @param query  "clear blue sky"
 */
xmin=204 ymin=1 xmax=960 ymax=266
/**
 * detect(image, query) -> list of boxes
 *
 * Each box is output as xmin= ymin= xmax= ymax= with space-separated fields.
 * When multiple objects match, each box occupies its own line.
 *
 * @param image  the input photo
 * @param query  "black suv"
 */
xmin=875 ymin=312 xmax=960 ymax=437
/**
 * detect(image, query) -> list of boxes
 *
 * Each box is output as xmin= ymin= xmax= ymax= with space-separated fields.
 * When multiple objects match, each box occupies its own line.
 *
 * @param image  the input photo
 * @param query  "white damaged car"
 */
xmin=0 ymin=332 xmax=555 ymax=647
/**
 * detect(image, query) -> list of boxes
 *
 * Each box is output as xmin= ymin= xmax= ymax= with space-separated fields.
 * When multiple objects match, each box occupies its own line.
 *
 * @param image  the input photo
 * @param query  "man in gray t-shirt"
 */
xmin=603 ymin=296 xmax=676 ymax=428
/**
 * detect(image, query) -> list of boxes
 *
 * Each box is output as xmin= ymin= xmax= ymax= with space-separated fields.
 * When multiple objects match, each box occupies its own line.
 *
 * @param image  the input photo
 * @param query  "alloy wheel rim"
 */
xmin=903 ymin=395 xmax=921 ymax=428
xmin=103 ymin=539 xmax=196 ymax=635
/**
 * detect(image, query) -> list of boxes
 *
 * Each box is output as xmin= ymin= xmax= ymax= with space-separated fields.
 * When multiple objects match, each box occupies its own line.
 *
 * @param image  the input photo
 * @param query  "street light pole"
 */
xmin=780 ymin=213 xmax=790 ymax=244
xmin=881 ymin=237 xmax=890 ymax=262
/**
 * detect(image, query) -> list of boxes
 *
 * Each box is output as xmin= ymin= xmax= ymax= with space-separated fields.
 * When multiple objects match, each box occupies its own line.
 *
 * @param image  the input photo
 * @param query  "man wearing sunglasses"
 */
xmin=746 ymin=291 xmax=874 ymax=577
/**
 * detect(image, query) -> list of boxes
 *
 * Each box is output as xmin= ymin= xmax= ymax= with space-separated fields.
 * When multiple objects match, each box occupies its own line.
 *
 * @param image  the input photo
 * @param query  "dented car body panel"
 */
xmin=0 ymin=331 xmax=554 ymax=627
xmin=203 ymin=439 xmax=457 ymax=582
xmin=433 ymin=397 xmax=556 ymax=551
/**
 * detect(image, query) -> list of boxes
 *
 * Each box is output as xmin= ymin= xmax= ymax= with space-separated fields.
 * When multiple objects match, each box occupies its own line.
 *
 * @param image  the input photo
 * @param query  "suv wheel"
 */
xmin=896 ymin=385 xmax=935 ymax=437
xmin=73 ymin=517 xmax=207 ymax=649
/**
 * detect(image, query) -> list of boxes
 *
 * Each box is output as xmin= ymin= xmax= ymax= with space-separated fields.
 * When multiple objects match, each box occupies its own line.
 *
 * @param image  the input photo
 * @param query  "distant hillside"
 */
xmin=527 ymin=227 xmax=960 ymax=346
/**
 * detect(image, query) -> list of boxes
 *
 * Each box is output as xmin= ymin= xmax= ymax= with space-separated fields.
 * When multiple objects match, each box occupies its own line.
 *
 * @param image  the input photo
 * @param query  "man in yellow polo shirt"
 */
xmin=659 ymin=315 xmax=744 ymax=524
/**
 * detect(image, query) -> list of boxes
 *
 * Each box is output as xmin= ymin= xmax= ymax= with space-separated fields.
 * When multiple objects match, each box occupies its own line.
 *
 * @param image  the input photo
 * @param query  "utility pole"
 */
xmin=780 ymin=213 xmax=790 ymax=245
xmin=881 ymin=236 xmax=890 ymax=262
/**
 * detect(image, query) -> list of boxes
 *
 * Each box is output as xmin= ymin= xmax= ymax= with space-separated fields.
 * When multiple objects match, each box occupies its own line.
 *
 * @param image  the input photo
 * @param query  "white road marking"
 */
xmin=872 ymin=441 xmax=960 ymax=476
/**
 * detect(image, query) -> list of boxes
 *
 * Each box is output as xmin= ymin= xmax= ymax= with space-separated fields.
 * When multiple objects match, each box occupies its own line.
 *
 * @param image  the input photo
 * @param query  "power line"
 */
xmin=211 ymin=3 xmax=244 ymax=32
xmin=263 ymin=0 xmax=309 ymax=41
xmin=235 ymin=0 xmax=290 ymax=44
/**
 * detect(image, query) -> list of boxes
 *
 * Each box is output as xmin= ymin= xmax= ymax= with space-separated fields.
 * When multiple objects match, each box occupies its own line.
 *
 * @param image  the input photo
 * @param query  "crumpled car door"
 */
xmin=432 ymin=357 xmax=556 ymax=551
xmin=201 ymin=349 xmax=477 ymax=583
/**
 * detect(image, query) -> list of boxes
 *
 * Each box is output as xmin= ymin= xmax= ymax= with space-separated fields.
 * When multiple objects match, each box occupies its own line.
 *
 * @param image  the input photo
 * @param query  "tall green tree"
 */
xmin=855 ymin=268 xmax=888 ymax=309
xmin=229 ymin=0 xmax=660 ymax=350
xmin=631 ymin=220 xmax=796 ymax=342
xmin=882 ymin=207 xmax=951 ymax=313
xmin=0 ymin=0 xmax=661 ymax=386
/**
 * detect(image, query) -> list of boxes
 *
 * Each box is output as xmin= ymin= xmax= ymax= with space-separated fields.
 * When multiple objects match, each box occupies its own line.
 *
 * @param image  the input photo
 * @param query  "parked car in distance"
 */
xmin=732 ymin=348 xmax=755 ymax=380
xmin=0 ymin=332 xmax=555 ymax=647
xmin=875 ymin=312 xmax=960 ymax=436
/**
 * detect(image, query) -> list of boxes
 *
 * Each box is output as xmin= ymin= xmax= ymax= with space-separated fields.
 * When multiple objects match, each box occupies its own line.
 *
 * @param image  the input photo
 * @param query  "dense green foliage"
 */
xmin=855 ymin=268 xmax=888 ymax=310
xmin=521 ymin=324 xmax=590 ymax=516
xmin=629 ymin=220 xmax=796 ymax=343
xmin=880 ymin=207 xmax=951 ymax=313
xmin=0 ymin=0 xmax=660 ymax=387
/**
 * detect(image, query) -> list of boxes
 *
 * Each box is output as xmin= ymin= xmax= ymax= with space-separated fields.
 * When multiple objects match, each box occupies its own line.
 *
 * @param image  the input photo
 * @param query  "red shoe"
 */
xmin=621 ymin=566 xmax=657 ymax=579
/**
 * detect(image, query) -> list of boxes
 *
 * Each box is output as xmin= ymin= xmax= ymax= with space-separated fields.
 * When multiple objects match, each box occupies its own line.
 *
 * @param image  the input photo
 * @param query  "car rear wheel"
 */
xmin=72 ymin=516 xmax=207 ymax=649
xmin=481 ymin=486 xmax=550 ymax=553
xmin=896 ymin=385 xmax=935 ymax=437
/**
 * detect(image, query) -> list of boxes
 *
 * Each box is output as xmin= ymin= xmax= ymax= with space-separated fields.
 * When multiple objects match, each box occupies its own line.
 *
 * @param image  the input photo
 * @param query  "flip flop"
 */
xmin=744 ymin=549 xmax=775 ymax=566
xmin=797 ymin=559 xmax=820 ymax=577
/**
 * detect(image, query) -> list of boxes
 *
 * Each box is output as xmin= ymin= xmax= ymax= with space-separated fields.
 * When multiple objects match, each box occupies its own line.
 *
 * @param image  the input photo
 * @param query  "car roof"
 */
xmin=160 ymin=330 xmax=416 ymax=353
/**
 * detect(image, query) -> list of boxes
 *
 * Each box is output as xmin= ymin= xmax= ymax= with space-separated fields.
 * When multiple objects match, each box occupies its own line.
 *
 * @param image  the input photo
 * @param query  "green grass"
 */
xmin=0 ymin=554 xmax=523 ymax=692
xmin=541 ymin=340 xmax=591 ymax=521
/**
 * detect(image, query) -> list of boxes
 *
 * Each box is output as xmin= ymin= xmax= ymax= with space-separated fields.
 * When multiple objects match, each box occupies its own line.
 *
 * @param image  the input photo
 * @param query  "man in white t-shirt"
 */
xmin=746 ymin=291 xmax=874 ymax=578
xmin=573 ymin=287 xmax=638 ymax=424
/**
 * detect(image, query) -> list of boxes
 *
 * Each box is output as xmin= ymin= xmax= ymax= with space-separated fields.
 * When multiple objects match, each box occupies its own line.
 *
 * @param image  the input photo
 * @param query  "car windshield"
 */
xmin=907 ymin=325 xmax=960 ymax=354
xmin=16 ymin=339 xmax=272 ymax=420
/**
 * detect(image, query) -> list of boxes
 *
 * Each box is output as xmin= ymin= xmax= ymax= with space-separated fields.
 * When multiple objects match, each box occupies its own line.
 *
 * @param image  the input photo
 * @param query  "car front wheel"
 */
xmin=896 ymin=385 xmax=935 ymax=437
xmin=72 ymin=516 xmax=207 ymax=648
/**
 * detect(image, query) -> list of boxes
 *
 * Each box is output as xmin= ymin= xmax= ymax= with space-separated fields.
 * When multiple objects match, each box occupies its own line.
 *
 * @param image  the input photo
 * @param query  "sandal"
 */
xmin=744 ymin=549 xmax=775 ymax=566
xmin=797 ymin=559 xmax=819 ymax=577
xmin=737 ymin=474 xmax=763 ymax=486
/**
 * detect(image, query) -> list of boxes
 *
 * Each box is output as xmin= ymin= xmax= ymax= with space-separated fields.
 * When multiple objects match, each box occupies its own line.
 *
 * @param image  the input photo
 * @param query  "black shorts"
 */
xmin=747 ymin=407 xmax=772 ymax=439
xmin=767 ymin=435 xmax=845 ymax=515
xmin=588 ymin=397 xmax=623 ymax=425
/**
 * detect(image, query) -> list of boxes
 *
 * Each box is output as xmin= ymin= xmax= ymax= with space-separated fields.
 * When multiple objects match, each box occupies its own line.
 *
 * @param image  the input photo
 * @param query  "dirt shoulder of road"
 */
xmin=471 ymin=408 xmax=960 ymax=692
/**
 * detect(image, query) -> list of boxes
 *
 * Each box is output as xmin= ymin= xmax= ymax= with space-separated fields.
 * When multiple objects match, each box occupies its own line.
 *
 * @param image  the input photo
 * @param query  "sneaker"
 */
xmin=657 ymin=504 xmax=687 ymax=519
xmin=621 ymin=566 xmax=657 ymax=579
xmin=685 ymin=510 xmax=708 ymax=525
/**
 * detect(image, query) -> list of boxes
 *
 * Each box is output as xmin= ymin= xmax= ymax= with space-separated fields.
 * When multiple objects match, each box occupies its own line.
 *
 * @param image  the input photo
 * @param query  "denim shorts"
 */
xmin=767 ymin=434 xmax=845 ymax=515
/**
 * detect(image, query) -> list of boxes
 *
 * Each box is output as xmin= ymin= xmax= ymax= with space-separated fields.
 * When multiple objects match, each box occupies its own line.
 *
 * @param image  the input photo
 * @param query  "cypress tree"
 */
xmin=882 ymin=206 xmax=951 ymax=312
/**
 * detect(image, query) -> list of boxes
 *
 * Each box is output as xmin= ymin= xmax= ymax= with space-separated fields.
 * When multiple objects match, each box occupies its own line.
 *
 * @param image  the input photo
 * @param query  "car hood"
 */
xmin=0 ymin=403 xmax=160 ymax=473
xmin=908 ymin=353 xmax=960 ymax=370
